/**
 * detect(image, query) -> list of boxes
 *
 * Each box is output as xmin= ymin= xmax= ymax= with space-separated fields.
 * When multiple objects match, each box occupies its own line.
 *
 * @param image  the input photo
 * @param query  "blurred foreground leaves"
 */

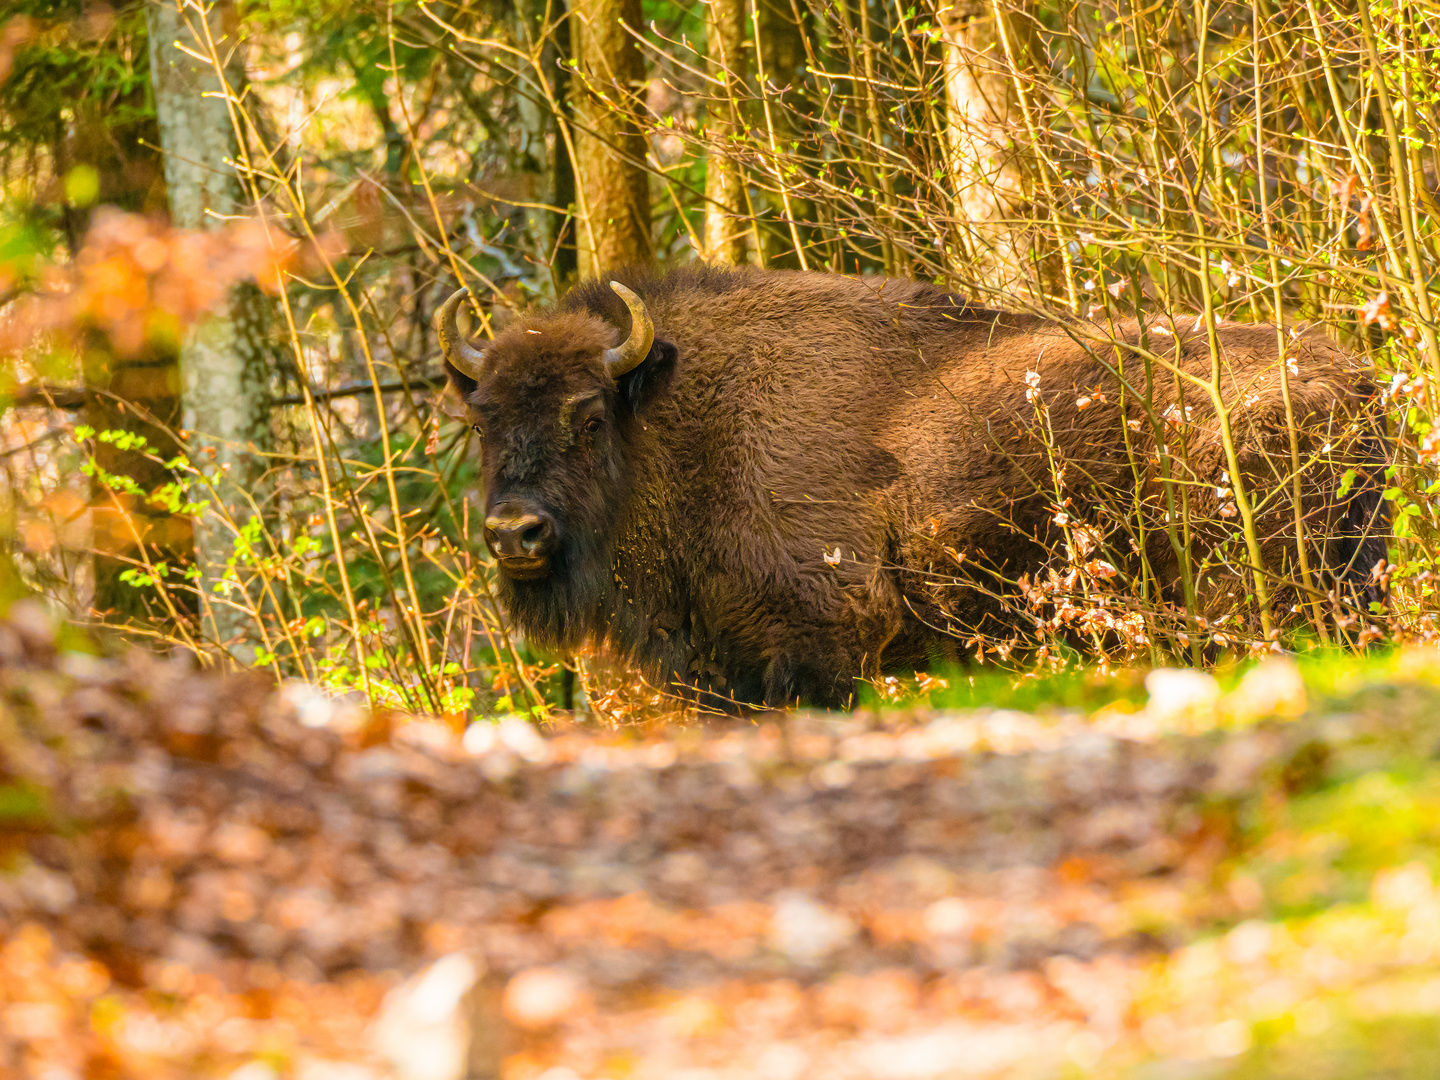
xmin=0 ymin=208 xmax=294 ymax=364
xmin=4 ymin=612 xmax=1440 ymax=1077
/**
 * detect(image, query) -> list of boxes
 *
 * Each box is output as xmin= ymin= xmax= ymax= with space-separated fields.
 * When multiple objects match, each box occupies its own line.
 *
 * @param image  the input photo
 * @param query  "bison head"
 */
xmin=435 ymin=282 xmax=674 ymax=646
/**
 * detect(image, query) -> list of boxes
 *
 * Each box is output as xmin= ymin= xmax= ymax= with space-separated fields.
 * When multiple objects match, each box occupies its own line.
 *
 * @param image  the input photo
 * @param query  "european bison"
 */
xmin=437 ymin=265 xmax=1386 ymax=709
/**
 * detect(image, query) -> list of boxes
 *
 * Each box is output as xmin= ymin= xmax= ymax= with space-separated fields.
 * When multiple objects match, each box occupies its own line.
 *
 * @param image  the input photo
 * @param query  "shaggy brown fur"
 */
xmin=444 ymin=265 xmax=1387 ymax=709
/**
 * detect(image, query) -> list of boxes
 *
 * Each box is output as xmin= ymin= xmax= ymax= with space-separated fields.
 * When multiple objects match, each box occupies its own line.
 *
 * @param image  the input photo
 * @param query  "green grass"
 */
xmin=1221 ymin=1015 xmax=1440 ymax=1080
xmin=860 ymin=643 xmax=1440 ymax=717
xmin=904 ymin=662 xmax=1150 ymax=713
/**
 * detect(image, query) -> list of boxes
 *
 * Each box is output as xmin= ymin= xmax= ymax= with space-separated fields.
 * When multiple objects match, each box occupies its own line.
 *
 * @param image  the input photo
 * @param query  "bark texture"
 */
xmin=514 ymin=0 xmax=578 ymax=289
xmin=756 ymin=0 xmax=810 ymax=267
xmin=568 ymin=0 xmax=652 ymax=276
xmin=703 ymin=0 xmax=749 ymax=264
xmin=147 ymin=0 xmax=272 ymax=651
xmin=940 ymin=1 xmax=1032 ymax=294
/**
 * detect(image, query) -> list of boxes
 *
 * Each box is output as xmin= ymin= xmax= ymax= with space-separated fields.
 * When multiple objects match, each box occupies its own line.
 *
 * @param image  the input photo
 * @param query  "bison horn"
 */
xmin=602 ymin=281 xmax=654 ymax=378
xmin=435 ymin=287 xmax=489 ymax=380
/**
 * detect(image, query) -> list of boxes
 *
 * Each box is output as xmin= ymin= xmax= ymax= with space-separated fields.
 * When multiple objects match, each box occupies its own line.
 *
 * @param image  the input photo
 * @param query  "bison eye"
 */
xmin=583 ymin=415 xmax=603 ymax=434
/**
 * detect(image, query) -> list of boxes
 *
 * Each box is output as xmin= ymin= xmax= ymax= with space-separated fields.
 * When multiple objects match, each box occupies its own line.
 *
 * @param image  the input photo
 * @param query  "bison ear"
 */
xmin=444 ymin=359 xmax=478 ymax=402
xmin=616 ymin=339 xmax=676 ymax=417
xmin=616 ymin=337 xmax=677 ymax=415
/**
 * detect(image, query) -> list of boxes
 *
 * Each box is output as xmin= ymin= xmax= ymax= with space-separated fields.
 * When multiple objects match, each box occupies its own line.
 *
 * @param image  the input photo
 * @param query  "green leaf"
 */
xmin=118 ymin=568 xmax=156 ymax=589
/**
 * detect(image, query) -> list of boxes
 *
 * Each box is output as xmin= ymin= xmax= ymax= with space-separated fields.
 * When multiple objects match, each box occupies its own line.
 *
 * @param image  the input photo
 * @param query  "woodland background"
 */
xmin=2 ymin=0 xmax=1438 ymax=716
xmin=4 ymin=4 xmax=1440 ymax=1078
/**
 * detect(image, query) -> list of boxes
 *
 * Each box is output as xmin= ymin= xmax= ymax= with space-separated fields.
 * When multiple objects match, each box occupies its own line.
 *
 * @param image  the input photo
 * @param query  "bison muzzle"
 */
xmin=437 ymin=266 xmax=1387 ymax=710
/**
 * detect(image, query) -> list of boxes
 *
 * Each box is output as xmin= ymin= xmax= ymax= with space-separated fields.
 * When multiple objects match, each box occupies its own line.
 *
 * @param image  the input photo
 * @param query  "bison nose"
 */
xmin=484 ymin=510 xmax=557 ymax=561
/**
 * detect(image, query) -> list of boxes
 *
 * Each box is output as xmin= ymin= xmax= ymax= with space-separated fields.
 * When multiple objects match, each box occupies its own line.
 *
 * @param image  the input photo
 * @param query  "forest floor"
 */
xmin=3 ymin=604 xmax=1440 ymax=1080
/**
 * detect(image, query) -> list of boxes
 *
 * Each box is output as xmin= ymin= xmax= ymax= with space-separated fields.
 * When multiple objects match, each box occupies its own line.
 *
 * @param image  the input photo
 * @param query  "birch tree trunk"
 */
xmin=940 ymin=1 xmax=1032 ymax=295
xmin=703 ymin=0 xmax=749 ymax=264
xmin=147 ymin=0 xmax=272 ymax=654
xmin=568 ymin=0 xmax=653 ymax=276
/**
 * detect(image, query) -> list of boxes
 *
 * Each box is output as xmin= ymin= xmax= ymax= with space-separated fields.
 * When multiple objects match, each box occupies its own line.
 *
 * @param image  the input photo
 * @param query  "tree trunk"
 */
xmin=703 ymin=0 xmax=749 ymax=264
xmin=567 ymin=0 xmax=652 ymax=276
xmin=147 ymin=0 xmax=272 ymax=654
xmin=550 ymin=15 xmax=580 ymax=287
xmin=940 ymin=1 xmax=1032 ymax=295
xmin=757 ymin=0 xmax=812 ymax=268
xmin=514 ymin=0 xmax=578 ymax=291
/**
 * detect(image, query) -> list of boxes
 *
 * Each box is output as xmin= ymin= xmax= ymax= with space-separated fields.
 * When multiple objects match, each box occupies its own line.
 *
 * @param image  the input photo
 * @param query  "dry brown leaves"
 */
xmin=0 ymin=601 xmax=1414 ymax=1079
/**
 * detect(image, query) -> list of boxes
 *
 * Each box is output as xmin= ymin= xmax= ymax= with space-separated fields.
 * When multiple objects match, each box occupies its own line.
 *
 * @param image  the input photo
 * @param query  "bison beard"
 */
xmin=438 ymin=265 xmax=1388 ymax=711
